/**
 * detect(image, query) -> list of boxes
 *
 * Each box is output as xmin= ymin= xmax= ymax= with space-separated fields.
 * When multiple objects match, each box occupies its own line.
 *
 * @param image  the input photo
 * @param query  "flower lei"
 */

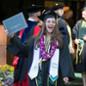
xmin=40 ymin=35 xmax=58 ymax=60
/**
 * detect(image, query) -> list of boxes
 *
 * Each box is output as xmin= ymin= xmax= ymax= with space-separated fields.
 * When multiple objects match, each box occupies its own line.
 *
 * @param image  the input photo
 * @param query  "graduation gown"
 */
xmin=7 ymin=20 xmax=38 ymax=86
xmin=57 ymin=18 xmax=74 ymax=85
xmin=73 ymin=20 xmax=86 ymax=72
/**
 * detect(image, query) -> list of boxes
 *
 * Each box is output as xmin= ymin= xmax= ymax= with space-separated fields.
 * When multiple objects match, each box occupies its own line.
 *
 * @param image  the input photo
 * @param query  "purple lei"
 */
xmin=40 ymin=35 xmax=58 ymax=60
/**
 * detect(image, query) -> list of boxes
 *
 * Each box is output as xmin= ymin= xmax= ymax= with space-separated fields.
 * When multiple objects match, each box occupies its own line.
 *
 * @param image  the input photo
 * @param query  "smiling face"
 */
xmin=45 ymin=17 xmax=56 ymax=34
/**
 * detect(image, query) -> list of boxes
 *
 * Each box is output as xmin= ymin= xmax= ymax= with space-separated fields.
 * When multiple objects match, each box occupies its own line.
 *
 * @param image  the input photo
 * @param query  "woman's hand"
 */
xmin=83 ymin=35 xmax=86 ymax=41
xmin=5 ymin=29 xmax=15 ymax=38
xmin=37 ymin=20 xmax=43 ymax=27
xmin=69 ymin=43 xmax=75 ymax=54
xmin=63 ymin=77 xmax=69 ymax=84
xmin=74 ymin=39 xmax=79 ymax=45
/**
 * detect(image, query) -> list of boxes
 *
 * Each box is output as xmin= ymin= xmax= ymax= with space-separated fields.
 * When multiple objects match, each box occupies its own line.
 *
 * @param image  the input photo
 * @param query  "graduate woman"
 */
xmin=28 ymin=10 xmax=63 ymax=86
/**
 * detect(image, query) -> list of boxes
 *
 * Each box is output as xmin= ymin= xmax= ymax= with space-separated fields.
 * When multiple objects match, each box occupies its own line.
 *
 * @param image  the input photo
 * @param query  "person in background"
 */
xmin=73 ymin=5 xmax=86 ymax=86
xmin=51 ymin=4 xmax=74 ymax=85
xmin=63 ymin=6 xmax=74 ymax=28
xmin=52 ymin=4 xmax=74 ymax=54
xmin=7 ymin=4 xmax=43 ymax=86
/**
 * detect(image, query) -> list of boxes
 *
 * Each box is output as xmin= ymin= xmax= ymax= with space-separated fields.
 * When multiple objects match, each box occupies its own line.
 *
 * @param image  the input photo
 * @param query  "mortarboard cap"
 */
xmin=41 ymin=10 xmax=57 ymax=21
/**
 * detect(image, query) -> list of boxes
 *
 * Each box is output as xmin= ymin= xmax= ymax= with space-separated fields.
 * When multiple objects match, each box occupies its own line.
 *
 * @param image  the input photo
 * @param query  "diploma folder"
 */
xmin=2 ymin=12 xmax=28 ymax=35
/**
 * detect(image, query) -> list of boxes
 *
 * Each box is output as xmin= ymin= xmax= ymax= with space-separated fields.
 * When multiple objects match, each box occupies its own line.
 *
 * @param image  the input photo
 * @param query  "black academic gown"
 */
xmin=57 ymin=18 xmax=74 ymax=86
xmin=7 ymin=20 xmax=38 ymax=84
xmin=73 ymin=20 xmax=86 ymax=72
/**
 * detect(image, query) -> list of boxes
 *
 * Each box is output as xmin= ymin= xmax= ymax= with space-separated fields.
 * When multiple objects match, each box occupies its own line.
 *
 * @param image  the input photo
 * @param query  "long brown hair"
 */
xmin=42 ymin=21 xmax=63 ymax=48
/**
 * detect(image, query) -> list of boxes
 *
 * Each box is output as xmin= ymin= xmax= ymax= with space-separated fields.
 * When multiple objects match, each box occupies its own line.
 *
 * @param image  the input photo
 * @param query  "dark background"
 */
xmin=0 ymin=0 xmax=86 ymax=25
xmin=0 ymin=0 xmax=44 ymax=22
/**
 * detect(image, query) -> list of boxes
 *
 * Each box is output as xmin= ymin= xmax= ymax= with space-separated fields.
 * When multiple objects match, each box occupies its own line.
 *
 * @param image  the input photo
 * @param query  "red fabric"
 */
xmin=33 ymin=26 xmax=41 ymax=37
xmin=12 ymin=56 xmax=19 ymax=68
xmin=18 ymin=29 xmax=25 ymax=38
xmin=13 ymin=74 xmax=29 ymax=86
xmin=13 ymin=26 xmax=40 ymax=86
xmin=12 ymin=30 xmax=24 ymax=68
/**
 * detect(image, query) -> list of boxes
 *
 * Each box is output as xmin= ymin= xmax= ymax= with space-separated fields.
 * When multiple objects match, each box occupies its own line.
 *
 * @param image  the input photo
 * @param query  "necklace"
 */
xmin=40 ymin=35 xmax=58 ymax=60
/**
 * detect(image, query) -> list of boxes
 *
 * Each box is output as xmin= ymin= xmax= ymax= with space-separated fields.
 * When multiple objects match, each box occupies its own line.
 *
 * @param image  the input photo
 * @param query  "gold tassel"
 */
xmin=75 ymin=39 xmax=84 ymax=64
